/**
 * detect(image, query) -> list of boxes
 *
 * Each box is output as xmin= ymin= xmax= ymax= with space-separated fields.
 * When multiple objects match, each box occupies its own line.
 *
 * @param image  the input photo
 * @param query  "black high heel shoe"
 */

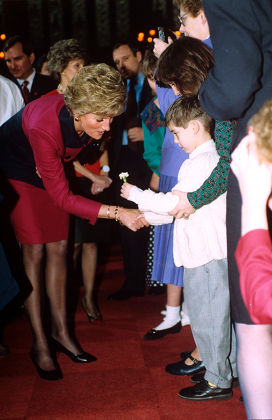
xmin=51 ymin=338 xmax=97 ymax=363
xmin=81 ymin=298 xmax=102 ymax=323
xmin=30 ymin=349 xmax=63 ymax=381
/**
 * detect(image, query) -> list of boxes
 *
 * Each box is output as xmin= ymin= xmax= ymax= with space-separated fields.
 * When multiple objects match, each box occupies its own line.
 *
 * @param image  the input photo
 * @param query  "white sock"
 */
xmin=160 ymin=305 xmax=167 ymax=316
xmin=154 ymin=305 xmax=181 ymax=330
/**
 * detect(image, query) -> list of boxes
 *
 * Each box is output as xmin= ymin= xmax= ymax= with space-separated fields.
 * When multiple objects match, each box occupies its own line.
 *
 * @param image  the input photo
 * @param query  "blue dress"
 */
xmin=151 ymin=36 xmax=213 ymax=287
xmin=151 ymin=86 xmax=188 ymax=286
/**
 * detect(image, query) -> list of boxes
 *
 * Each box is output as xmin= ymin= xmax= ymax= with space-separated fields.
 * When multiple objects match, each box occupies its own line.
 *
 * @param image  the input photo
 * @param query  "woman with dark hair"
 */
xmin=0 ymin=64 xmax=147 ymax=381
xmin=143 ymin=37 xmax=215 ymax=345
xmin=149 ymin=35 xmax=237 ymax=400
xmin=156 ymin=37 xmax=214 ymax=97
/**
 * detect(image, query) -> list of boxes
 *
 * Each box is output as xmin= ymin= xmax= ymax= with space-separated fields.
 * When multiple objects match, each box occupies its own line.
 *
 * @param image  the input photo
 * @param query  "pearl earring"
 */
xmin=74 ymin=116 xmax=80 ymax=122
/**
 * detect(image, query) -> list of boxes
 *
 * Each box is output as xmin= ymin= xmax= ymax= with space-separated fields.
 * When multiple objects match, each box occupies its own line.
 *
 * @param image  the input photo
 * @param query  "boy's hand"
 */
xmin=121 ymin=182 xmax=134 ymax=199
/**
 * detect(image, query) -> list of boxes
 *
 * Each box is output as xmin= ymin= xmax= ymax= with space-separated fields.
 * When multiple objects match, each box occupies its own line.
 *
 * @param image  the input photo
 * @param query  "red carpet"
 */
xmin=0 ymin=243 xmax=246 ymax=419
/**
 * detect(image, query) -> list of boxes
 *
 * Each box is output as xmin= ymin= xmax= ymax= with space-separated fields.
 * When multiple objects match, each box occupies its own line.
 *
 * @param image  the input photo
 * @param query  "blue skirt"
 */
xmin=151 ymin=174 xmax=184 ymax=286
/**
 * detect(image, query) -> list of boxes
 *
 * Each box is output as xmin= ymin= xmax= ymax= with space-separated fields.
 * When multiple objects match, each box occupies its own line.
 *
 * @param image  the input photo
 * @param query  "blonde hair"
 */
xmin=173 ymin=0 xmax=203 ymax=17
xmin=250 ymin=99 xmax=272 ymax=163
xmin=47 ymin=38 xmax=87 ymax=82
xmin=64 ymin=64 xmax=126 ymax=117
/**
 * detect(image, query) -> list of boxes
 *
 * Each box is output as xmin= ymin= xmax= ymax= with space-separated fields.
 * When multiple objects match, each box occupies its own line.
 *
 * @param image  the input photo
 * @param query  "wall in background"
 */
xmin=0 ymin=0 xmax=178 ymax=64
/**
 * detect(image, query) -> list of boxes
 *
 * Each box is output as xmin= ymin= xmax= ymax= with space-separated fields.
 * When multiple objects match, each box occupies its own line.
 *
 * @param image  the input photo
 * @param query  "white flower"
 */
xmin=119 ymin=172 xmax=129 ymax=182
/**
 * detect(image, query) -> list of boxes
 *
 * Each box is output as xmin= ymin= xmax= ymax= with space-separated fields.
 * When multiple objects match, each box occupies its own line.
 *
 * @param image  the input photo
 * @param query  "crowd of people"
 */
xmin=1 ymin=0 xmax=272 ymax=419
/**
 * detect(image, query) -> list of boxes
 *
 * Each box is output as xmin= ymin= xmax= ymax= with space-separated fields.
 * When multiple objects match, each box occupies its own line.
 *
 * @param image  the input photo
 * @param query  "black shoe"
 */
xmin=30 ymin=349 xmax=63 ymax=381
xmin=108 ymin=289 xmax=132 ymax=301
xmin=148 ymin=285 xmax=166 ymax=296
xmin=165 ymin=355 xmax=205 ymax=376
xmin=144 ymin=321 xmax=181 ymax=340
xmin=178 ymin=379 xmax=233 ymax=401
xmin=81 ymin=298 xmax=102 ymax=323
xmin=180 ymin=349 xmax=194 ymax=359
xmin=108 ymin=288 xmax=145 ymax=301
xmin=51 ymin=338 xmax=97 ymax=363
xmin=0 ymin=343 xmax=9 ymax=357
xmin=191 ymin=373 xmax=239 ymax=388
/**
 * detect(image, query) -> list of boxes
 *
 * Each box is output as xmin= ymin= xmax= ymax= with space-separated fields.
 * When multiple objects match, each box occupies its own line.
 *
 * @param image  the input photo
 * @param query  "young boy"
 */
xmin=121 ymin=96 xmax=236 ymax=401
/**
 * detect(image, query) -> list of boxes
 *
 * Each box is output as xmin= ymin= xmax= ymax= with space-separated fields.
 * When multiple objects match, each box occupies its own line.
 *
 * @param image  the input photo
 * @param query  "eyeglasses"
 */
xmin=178 ymin=13 xmax=188 ymax=25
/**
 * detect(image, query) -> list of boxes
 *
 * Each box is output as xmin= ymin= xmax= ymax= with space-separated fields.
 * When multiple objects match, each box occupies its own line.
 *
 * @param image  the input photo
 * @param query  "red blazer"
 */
xmin=235 ymin=229 xmax=272 ymax=324
xmin=1 ymin=93 xmax=101 ymax=225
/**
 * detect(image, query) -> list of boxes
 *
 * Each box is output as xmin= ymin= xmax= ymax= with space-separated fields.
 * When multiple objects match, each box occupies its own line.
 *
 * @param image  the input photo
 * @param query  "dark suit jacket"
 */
xmin=109 ymin=77 xmax=153 ymax=169
xmin=0 ymin=94 xmax=101 ymax=224
xmin=199 ymin=0 xmax=272 ymax=150
xmin=199 ymin=0 xmax=272 ymax=323
xmin=28 ymin=73 xmax=58 ymax=102
xmin=8 ymin=72 xmax=57 ymax=104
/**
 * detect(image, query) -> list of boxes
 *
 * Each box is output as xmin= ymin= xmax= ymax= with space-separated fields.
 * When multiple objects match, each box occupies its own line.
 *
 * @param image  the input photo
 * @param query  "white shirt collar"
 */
xmin=189 ymin=139 xmax=215 ymax=159
xmin=17 ymin=69 xmax=36 ymax=89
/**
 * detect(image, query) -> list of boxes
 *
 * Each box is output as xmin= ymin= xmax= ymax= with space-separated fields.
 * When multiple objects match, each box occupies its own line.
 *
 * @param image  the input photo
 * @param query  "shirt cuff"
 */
xmin=129 ymin=186 xmax=143 ymax=204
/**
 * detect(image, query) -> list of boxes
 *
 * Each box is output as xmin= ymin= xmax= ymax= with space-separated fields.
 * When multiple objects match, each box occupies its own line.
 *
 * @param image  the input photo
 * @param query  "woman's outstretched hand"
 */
xmin=119 ymin=208 xmax=149 ymax=231
xmin=120 ymin=182 xmax=134 ymax=199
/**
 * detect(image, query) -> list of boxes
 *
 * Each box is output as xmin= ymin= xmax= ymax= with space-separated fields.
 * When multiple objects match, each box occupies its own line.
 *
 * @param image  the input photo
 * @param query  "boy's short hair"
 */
xmin=173 ymin=0 xmax=203 ymax=17
xmin=249 ymin=99 xmax=272 ymax=163
xmin=142 ymin=49 xmax=157 ymax=80
xmin=165 ymin=96 xmax=212 ymax=133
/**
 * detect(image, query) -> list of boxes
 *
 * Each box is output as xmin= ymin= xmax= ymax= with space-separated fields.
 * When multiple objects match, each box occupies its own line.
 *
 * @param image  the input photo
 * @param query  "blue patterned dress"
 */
xmin=140 ymin=97 xmax=165 ymax=285
xmin=151 ymin=87 xmax=188 ymax=286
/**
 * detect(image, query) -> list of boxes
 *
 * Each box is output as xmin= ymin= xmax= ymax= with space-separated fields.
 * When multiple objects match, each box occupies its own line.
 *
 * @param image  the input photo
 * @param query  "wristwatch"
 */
xmin=100 ymin=165 xmax=110 ymax=173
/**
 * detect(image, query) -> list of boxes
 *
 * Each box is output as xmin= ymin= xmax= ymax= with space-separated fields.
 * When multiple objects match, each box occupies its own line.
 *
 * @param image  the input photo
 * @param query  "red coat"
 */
xmin=1 ymin=93 xmax=101 ymax=225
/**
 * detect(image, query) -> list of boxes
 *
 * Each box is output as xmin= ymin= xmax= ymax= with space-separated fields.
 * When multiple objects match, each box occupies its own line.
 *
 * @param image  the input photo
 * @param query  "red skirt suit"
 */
xmin=0 ymin=94 xmax=101 ymax=244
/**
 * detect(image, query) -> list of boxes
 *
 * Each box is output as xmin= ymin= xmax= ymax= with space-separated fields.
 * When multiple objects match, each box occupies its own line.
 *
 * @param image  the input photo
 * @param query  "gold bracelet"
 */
xmin=106 ymin=205 xmax=110 ymax=218
xmin=114 ymin=206 xmax=120 ymax=222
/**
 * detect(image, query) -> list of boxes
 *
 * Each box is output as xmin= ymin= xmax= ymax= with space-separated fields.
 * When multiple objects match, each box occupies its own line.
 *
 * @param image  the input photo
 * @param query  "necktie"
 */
xmin=22 ymin=80 xmax=30 ymax=104
xmin=126 ymin=78 xmax=138 ymax=129
xmin=126 ymin=78 xmax=140 ymax=152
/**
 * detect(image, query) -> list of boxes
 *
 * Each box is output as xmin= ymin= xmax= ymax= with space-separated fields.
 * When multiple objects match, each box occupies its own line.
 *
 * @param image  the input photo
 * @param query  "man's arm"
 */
xmin=187 ymin=120 xmax=233 ymax=209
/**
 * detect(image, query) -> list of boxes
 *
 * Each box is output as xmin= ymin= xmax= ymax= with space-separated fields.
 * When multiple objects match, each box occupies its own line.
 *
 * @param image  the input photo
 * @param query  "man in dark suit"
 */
xmin=4 ymin=35 xmax=57 ymax=104
xmin=108 ymin=41 xmax=153 ymax=300
xmin=198 ymin=1 xmax=272 ymax=417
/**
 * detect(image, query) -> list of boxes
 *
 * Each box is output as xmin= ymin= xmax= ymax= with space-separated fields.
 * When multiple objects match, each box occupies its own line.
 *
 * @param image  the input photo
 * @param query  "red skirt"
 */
xmin=8 ymin=179 xmax=69 ymax=244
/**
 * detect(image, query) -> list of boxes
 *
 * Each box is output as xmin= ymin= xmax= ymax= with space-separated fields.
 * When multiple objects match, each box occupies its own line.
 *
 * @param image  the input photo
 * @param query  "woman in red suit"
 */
xmin=0 ymin=64 xmax=147 ymax=380
xmin=231 ymin=100 xmax=272 ymax=419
